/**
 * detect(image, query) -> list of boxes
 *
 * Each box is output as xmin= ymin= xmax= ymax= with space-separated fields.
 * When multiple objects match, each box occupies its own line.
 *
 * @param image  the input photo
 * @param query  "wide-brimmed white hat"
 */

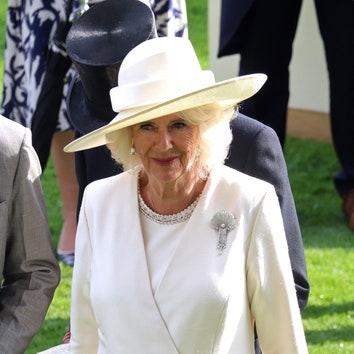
xmin=64 ymin=37 xmax=267 ymax=152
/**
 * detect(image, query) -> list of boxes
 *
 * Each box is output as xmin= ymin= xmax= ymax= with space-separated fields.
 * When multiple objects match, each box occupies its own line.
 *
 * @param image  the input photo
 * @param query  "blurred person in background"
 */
xmin=218 ymin=0 xmax=354 ymax=231
xmin=1 ymin=0 xmax=82 ymax=266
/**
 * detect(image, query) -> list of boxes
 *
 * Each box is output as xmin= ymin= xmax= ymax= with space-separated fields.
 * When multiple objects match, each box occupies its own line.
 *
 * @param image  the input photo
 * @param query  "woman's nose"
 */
xmin=156 ymin=129 xmax=173 ymax=151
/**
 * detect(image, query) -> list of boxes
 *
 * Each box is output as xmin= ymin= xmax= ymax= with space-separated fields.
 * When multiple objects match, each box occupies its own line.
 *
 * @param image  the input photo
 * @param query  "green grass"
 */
xmin=288 ymin=138 xmax=354 ymax=353
xmin=285 ymin=137 xmax=354 ymax=353
xmin=187 ymin=0 xmax=208 ymax=69
xmin=1 ymin=1 xmax=354 ymax=353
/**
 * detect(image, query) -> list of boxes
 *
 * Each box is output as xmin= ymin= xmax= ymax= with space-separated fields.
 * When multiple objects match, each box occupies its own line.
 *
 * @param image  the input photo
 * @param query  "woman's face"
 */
xmin=131 ymin=113 xmax=199 ymax=184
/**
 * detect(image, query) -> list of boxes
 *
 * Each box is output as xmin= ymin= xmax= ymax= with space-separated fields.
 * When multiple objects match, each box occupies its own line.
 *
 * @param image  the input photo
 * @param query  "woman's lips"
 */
xmin=152 ymin=156 xmax=178 ymax=166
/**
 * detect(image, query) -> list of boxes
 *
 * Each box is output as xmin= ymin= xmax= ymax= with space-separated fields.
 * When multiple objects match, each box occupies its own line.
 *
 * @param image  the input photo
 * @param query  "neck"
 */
xmin=139 ymin=172 xmax=206 ymax=215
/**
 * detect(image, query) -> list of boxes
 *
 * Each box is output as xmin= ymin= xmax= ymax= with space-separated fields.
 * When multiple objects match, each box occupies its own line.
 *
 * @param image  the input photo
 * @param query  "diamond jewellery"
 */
xmin=211 ymin=211 xmax=236 ymax=255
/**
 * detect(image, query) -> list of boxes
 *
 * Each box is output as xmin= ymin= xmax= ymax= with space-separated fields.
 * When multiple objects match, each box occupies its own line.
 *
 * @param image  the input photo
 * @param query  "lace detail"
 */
xmin=138 ymin=189 xmax=200 ymax=225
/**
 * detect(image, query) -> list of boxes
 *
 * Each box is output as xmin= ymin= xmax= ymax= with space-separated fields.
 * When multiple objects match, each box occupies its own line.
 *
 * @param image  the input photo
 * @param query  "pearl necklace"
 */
xmin=138 ymin=189 xmax=200 ymax=225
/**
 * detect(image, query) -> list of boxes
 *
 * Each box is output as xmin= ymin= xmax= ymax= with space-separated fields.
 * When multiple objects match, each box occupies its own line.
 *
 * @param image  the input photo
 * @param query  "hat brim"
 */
xmin=64 ymin=73 xmax=267 ymax=152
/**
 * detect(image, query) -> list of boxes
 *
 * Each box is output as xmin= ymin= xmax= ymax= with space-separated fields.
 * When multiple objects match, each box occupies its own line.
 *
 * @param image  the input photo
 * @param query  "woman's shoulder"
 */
xmin=217 ymin=164 xmax=274 ymax=191
xmin=212 ymin=164 xmax=277 ymax=207
xmin=207 ymin=165 xmax=279 ymax=218
xmin=84 ymin=170 xmax=137 ymax=198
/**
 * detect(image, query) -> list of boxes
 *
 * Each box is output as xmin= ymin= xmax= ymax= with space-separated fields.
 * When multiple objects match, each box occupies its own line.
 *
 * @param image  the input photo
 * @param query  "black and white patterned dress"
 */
xmin=1 ymin=0 xmax=187 ymax=131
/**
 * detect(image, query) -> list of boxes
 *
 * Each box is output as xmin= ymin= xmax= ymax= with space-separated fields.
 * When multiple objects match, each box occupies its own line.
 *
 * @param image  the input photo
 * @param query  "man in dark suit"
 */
xmin=218 ymin=0 xmax=354 ymax=231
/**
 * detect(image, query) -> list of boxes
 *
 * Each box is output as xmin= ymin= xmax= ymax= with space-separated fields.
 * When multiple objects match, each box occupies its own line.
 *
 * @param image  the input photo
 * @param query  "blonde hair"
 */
xmin=107 ymin=103 xmax=236 ymax=177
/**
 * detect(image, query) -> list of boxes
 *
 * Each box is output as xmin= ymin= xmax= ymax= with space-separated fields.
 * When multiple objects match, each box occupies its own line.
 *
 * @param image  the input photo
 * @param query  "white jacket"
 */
xmin=70 ymin=164 xmax=307 ymax=353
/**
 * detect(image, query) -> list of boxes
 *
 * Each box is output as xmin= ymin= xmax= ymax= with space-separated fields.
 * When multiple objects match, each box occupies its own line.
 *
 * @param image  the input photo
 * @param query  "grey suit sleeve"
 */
xmin=226 ymin=115 xmax=309 ymax=310
xmin=0 ymin=127 xmax=60 ymax=353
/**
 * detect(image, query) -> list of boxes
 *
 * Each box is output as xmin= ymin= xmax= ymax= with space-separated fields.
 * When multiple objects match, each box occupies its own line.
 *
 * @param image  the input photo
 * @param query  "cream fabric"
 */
xmin=141 ymin=215 xmax=186 ymax=293
xmin=70 ymin=164 xmax=308 ymax=353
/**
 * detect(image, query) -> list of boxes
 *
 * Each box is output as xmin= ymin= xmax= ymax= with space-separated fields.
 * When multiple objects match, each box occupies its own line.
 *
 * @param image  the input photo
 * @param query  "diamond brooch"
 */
xmin=211 ymin=211 xmax=236 ymax=255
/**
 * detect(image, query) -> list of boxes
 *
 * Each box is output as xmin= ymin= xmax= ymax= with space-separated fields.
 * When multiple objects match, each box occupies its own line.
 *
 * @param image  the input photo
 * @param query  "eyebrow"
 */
xmin=140 ymin=117 xmax=186 ymax=126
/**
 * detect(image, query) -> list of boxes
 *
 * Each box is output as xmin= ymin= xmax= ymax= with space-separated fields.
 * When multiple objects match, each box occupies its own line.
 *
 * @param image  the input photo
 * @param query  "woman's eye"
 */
xmin=139 ymin=123 xmax=155 ymax=130
xmin=172 ymin=121 xmax=187 ymax=129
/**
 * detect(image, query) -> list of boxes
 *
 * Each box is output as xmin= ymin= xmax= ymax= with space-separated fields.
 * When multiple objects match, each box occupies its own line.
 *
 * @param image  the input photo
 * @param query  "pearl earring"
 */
xmin=130 ymin=138 xmax=136 ymax=155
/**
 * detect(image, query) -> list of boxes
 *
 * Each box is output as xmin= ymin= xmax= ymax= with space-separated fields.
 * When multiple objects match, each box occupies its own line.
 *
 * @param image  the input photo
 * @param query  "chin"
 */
xmin=150 ymin=169 xmax=183 ymax=183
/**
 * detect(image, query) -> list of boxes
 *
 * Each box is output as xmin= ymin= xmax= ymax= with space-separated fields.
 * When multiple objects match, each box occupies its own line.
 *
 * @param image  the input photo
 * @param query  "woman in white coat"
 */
xmin=65 ymin=37 xmax=308 ymax=353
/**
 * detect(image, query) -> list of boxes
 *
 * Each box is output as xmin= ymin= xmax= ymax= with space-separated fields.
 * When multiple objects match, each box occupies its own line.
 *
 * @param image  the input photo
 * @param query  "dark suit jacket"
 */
xmin=226 ymin=114 xmax=310 ymax=310
xmin=218 ymin=0 xmax=254 ymax=56
xmin=218 ymin=0 xmax=302 ymax=60
xmin=0 ymin=116 xmax=60 ymax=353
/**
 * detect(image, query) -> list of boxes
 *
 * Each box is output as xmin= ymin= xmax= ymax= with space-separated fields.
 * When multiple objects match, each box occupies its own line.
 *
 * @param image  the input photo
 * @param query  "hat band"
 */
xmin=109 ymin=71 xmax=215 ymax=113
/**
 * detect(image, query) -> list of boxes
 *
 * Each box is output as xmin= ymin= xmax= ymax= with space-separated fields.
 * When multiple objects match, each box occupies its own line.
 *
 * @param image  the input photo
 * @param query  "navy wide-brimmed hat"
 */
xmin=66 ymin=0 xmax=157 ymax=135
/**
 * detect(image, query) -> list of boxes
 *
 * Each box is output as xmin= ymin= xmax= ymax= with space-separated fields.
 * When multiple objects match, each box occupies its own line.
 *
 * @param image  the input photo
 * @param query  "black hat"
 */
xmin=66 ymin=0 xmax=157 ymax=135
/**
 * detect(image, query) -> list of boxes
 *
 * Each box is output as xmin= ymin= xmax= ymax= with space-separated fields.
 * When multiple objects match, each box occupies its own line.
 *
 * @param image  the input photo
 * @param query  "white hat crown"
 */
xmin=110 ymin=37 xmax=215 ymax=113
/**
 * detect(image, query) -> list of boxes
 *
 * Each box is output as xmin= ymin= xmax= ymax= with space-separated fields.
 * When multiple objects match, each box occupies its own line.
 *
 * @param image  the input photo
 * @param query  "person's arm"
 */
xmin=227 ymin=114 xmax=309 ymax=310
xmin=70 ymin=191 xmax=98 ymax=353
xmin=0 ymin=128 xmax=60 ymax=353
xmin=247 ymin=186 xmax=308 ymax=353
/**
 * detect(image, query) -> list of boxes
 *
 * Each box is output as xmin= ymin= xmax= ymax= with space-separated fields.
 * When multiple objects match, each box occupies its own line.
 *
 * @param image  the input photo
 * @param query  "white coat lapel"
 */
xmin=117 ymin=172 xmax=180 ymax=353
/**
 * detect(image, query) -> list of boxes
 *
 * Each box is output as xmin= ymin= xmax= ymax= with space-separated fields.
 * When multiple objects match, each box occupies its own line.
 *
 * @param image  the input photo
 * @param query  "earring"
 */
xmin=195 ymin=147 xmax=200 ymax=161
xmin=130 ymin=138 xmax=136 ymax=155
